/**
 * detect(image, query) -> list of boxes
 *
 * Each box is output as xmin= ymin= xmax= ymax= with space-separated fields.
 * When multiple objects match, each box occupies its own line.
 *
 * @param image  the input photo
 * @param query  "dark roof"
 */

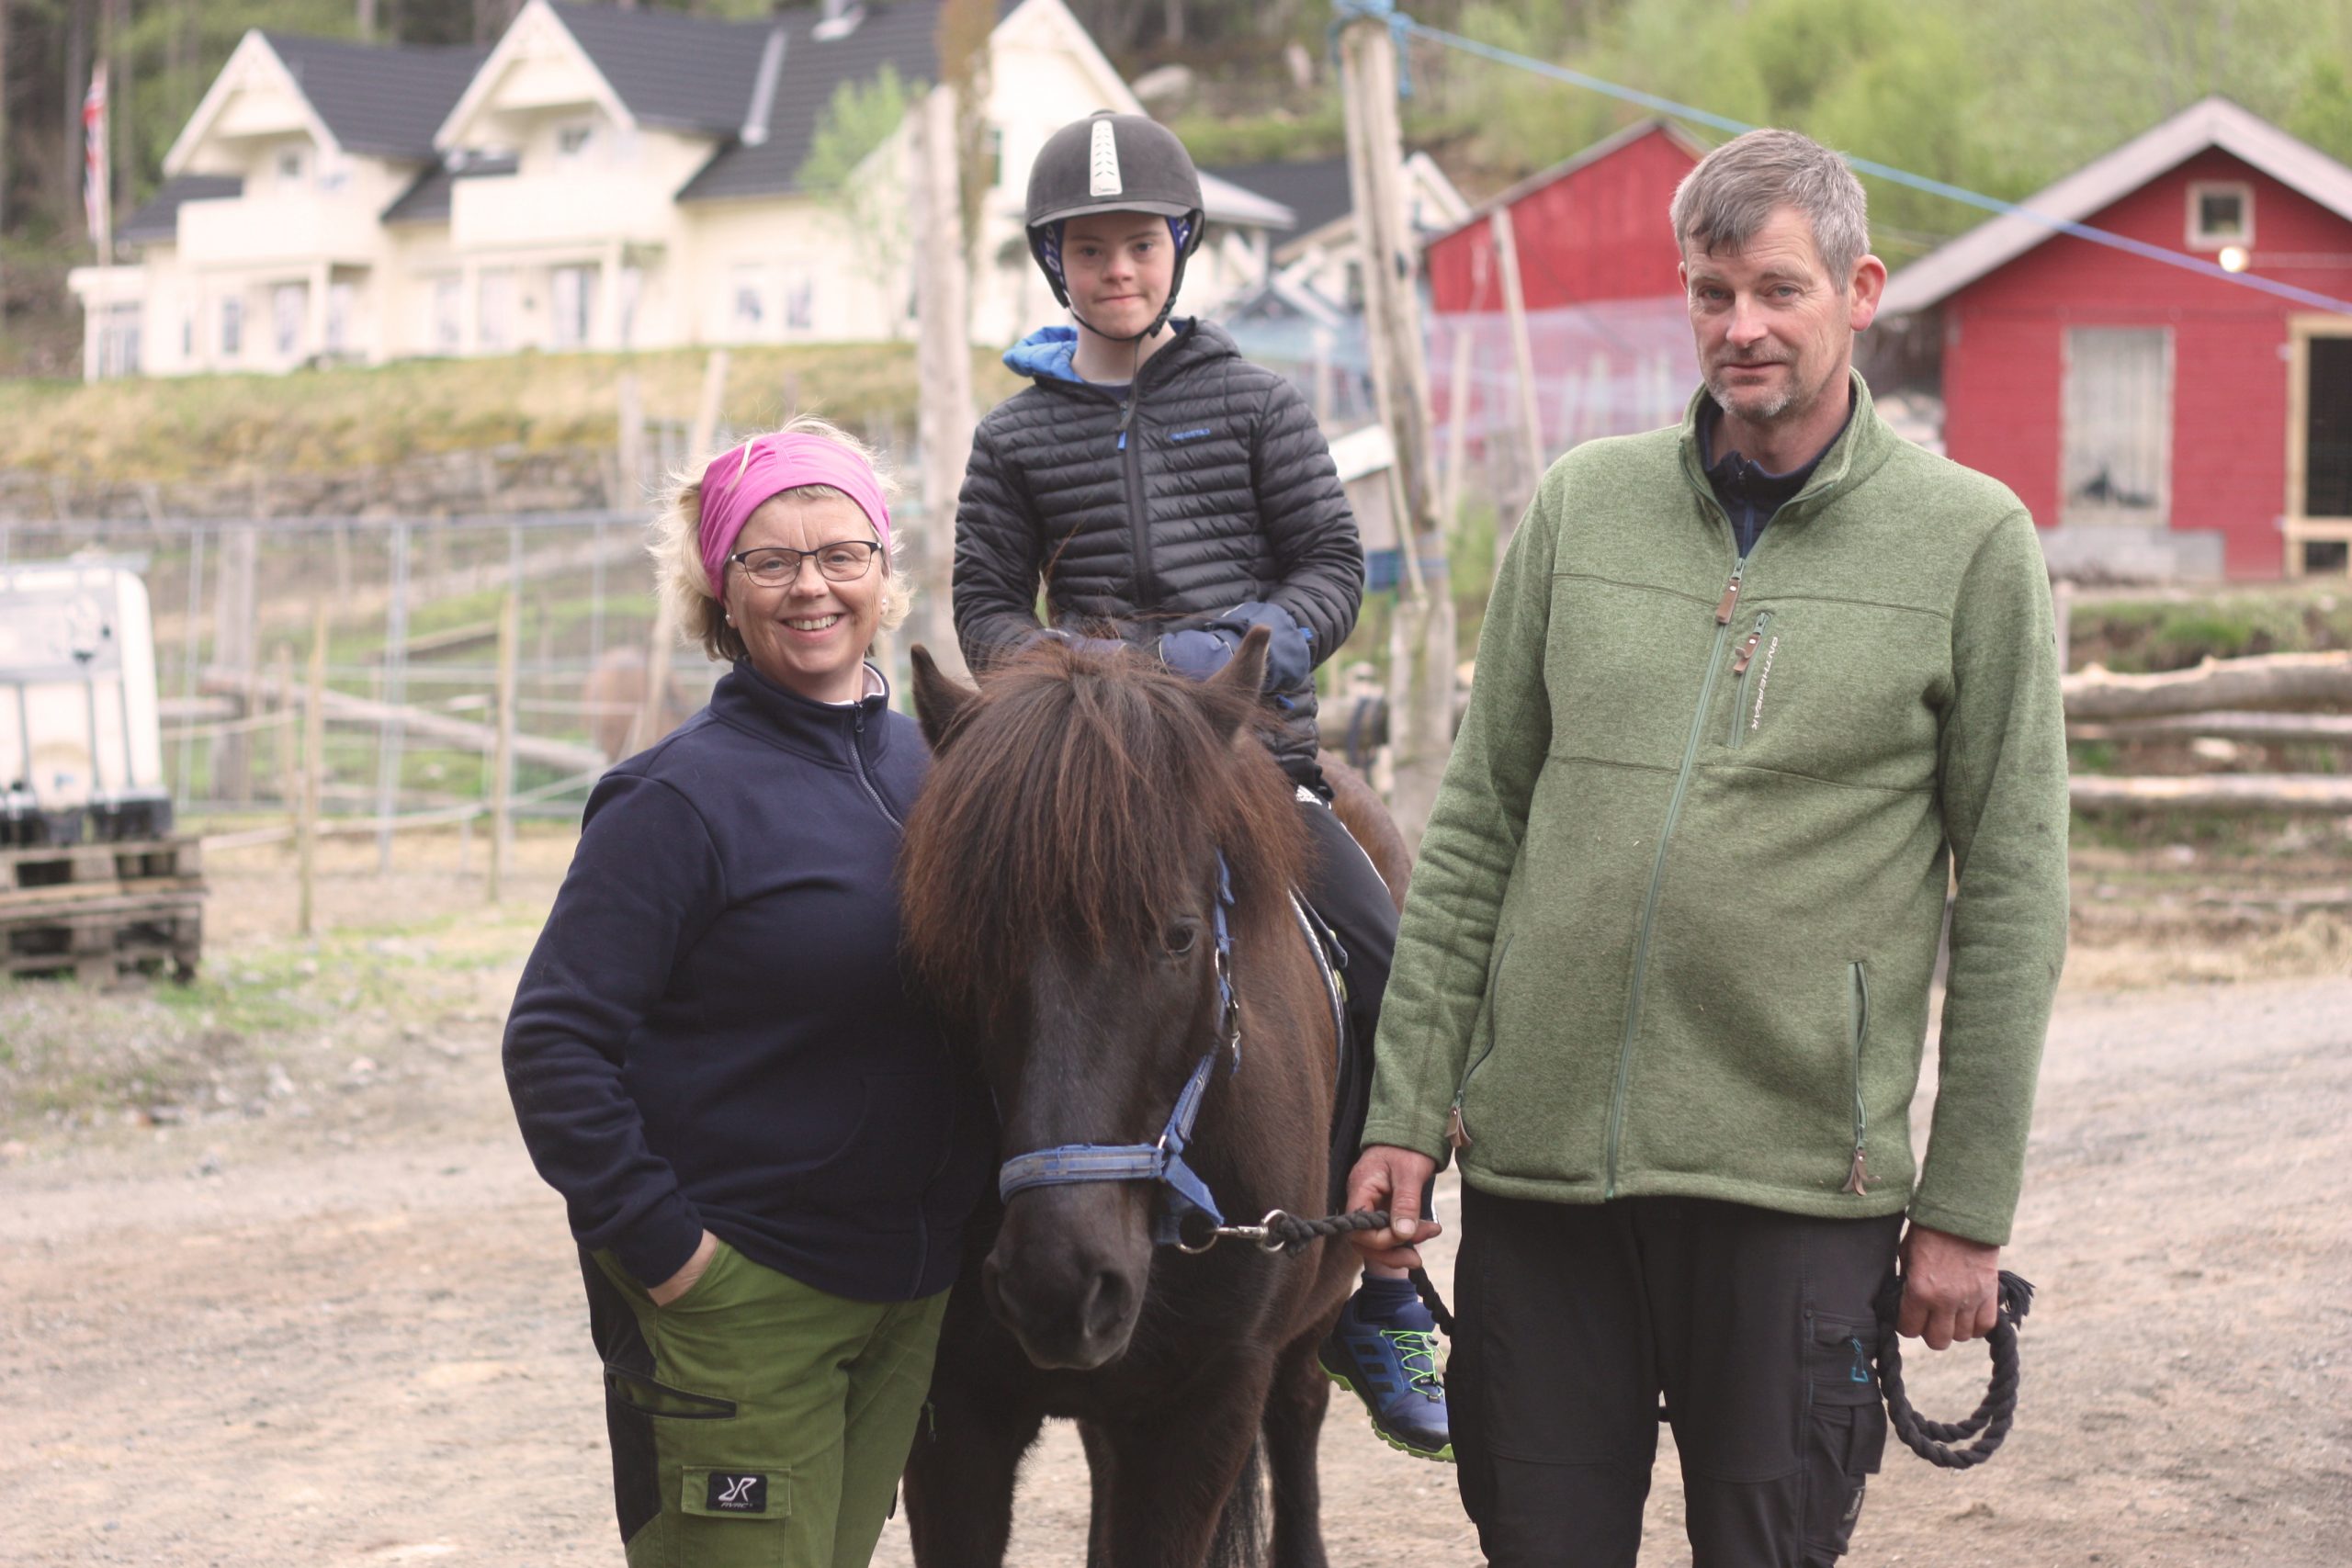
xmin=122 ymin=174 xmax=243 ymax=244
xmin=547 ymin=1 xmax=777 ymax=137
xmin=261 ymin=33 xmax=487 ymax=159
xmin=381 ymin=152 xmax=519 ymax=226
xmin=675 ymin=1 xmax=949 ymax=204
xmin=1199 ymin=158 xmax=1351 ymax=238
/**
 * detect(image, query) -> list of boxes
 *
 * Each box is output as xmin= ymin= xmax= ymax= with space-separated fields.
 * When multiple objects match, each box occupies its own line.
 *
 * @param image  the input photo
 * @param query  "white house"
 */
xmin=1204 ymin=151 xmax=1467 ymax=319
xmin=68 ymin=0 xmax=1294 ymax=378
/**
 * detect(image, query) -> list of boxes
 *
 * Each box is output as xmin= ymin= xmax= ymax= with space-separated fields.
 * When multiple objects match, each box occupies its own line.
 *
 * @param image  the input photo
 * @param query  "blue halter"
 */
xmin=996 ymin=854 xmax=1242 ymax=1251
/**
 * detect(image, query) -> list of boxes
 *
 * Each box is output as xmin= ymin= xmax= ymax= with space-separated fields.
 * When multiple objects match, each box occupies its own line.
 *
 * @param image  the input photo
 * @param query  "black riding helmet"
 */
xmin=1025 ymin=110 xmax=1206 ymax=343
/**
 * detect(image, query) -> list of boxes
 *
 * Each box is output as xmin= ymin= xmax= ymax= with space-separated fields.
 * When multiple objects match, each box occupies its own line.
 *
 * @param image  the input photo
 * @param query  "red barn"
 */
xmin=1424 ymin=121 xmax=1706 ymax=476
xmin=1427 ymin=119 xmax=1703 ymax=311
xmin=1882 ymin=98 xmax=2352 ymax=580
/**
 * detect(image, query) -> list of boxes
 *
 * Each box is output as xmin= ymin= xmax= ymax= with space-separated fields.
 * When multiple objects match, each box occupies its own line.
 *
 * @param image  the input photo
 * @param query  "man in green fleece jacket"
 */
xmin=1343 ymin=129 xmax=2068 ymax=1566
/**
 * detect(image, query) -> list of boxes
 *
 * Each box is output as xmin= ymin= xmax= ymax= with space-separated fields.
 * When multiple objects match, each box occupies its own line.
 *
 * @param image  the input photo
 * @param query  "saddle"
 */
xmin=1286 ymin=889 xmax=1367 ymax=1214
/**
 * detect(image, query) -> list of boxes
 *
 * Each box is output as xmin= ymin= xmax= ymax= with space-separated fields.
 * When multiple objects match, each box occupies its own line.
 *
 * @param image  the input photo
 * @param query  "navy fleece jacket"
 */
xmin=503 ymin=661 xmax=993 ymax=1302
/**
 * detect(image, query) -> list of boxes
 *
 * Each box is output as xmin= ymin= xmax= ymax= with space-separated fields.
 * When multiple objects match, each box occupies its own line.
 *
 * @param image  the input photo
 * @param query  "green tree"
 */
xmin=797 ymin=63 xmax=922 ymax=341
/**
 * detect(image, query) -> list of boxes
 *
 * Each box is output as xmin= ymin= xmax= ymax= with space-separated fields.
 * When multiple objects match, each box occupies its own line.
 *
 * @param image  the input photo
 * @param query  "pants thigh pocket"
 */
xmin=665 ymin=1465 xmax=792 ymax=1566
xmin=1800 ymin=1400 xmax=1888 ymax=1560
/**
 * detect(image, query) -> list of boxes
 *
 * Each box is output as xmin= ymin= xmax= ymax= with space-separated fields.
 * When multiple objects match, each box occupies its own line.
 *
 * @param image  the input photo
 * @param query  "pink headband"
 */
xmin=698 ymin=432 xmax=892 ymax=595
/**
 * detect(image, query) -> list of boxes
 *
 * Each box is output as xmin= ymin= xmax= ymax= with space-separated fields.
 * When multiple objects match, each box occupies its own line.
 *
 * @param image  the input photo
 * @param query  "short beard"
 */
xmin=1707 ymin=365 xmax=1804 ymax=425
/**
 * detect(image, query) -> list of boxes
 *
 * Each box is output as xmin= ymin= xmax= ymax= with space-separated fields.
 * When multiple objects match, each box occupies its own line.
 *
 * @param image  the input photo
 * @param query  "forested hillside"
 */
xmin=5 ymin=0 xmax=2351 ymax=374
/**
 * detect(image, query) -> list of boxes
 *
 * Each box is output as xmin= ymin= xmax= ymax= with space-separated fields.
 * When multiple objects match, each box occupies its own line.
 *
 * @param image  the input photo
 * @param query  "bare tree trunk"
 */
xmin=0 ymin=0 xmax=13 ymax=235
xmin=63 ymin=0 xmax=91 ymax=243
xmin=106 ymin=0 xmax=129 ymax=231
xmin=1163 ymin=0 xmax=1184 ymax=46
xmin=357 ymin=0 xmax=379 ymax=42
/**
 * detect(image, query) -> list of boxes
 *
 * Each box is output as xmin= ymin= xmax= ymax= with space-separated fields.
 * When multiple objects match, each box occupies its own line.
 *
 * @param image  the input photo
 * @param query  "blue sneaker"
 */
xmin=1319 ymin=1280 xmax=1453 ymax=1461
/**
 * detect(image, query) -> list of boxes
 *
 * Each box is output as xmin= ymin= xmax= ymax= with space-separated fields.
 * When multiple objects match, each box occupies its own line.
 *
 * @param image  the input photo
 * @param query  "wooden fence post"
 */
xmin=489 ymin=592 xmax=517 ymax=904
xmin=298 ymin=607 xmax=326 ymax=939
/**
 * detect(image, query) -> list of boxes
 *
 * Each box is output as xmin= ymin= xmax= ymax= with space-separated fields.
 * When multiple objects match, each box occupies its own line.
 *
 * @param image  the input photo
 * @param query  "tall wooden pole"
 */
xmin=912 ymin=84 xmax=974 ymax=682
xmin=1442 ymin=321 xmax=1474 ymax=536
xmin=630 ymin=350 xmax=726 ymax=756
xmin=1489 ymin=204 xmax=1545 ymax=524
xmin=1340 ymin=14 xmax=1453 ymax=847
xmin=298 ymin=607 xmax=326 ymax=938
xmin=488 ymin=592 xmax=516 ymax=903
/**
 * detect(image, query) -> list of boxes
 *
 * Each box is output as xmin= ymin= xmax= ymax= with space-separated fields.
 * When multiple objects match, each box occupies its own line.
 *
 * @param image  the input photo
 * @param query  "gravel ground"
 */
xmin=2 ymin=838 xmax=2346 ymax=1566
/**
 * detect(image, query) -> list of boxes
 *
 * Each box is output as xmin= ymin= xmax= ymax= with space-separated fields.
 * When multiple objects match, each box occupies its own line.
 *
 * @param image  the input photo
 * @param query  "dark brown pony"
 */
xmin=899 ymin=630 xmax=1363 ymax=1568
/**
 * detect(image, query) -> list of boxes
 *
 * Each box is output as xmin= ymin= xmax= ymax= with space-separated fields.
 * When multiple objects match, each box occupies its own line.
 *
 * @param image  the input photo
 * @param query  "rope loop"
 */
xmin=1873 ymin=1269 xmax=2035 ymax=1469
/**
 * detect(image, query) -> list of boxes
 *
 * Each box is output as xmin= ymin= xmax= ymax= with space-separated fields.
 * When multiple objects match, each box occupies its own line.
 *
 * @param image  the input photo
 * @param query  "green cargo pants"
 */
xmin=582 ymin=1240 xmax=950 ymax=1568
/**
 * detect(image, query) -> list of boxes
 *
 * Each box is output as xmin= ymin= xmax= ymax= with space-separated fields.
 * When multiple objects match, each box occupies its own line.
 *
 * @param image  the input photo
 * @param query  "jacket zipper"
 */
xmin=851 ymin=709 xmax=903 ymax=829
xmin=1725 ymin=609 xmax=1775 ymax=749
xmin=1604 ymin=538 xmax=1758 ymax=1198
xmin=1118 ymin=394 xmax=1159 ymax=609
xmin=1446 ymin=938 xmax=1511 ymax=1148
xmin=1845 ymin=960 xmax=1871 ymax=1195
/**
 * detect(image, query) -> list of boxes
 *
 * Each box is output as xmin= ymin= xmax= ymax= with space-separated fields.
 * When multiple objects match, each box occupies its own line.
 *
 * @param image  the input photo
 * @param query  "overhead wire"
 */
xmin=1330 ymin=0 xmax=2352 ymax=317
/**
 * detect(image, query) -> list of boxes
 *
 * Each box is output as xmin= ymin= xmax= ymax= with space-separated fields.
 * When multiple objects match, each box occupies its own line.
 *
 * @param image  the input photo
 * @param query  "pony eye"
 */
xmin=1163 ymin=923 xmax=1198 ymax=957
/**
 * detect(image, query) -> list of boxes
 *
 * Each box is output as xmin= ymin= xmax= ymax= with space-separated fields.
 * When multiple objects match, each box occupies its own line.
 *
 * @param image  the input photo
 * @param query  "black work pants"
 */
xmin=1452 ymin=1189 xmax=1902 ymax=1568
xmin=1295 ymin=792 xmax=1397 ymax=1210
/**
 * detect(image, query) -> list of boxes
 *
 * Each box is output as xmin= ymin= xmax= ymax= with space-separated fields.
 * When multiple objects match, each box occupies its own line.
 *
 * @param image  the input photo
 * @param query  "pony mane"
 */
xmin=899 ymin=641 xmax=1308 ymax=1030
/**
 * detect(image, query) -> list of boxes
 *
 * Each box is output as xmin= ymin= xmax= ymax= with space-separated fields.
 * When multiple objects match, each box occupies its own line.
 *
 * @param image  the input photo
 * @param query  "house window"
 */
xmin=325 ymin=281 xmax=355 ymax=354
xmin=2062 ymin=327 xmax=2172 ymax=527
xmin=785 ymin=276 xmax=814 ymax=332
xmin=273 ymin=283 xmax=307 ymax=358
xmin=618 ymin=265 xmax=644 ymax=348
xmin=98 ymin=305 xmax=141 ymax=378
xmin=731 ymin=265 xmax=768 ymax=335
xmin=432 ymin=276 xmax=462 ymax=352
xmin=555 ymin=121 xmax=596 ymax=166
xmin=551 ymin=265 xmax=598 ymax=348
xmin=985 ymin=127 xmax=1005 ymax=189
xmin=480 ymin=269 xmax=516 ymax=351
xmin=2187 ymin=181 xmax=2253 ymax=250
xmin=220 ymin=296 xmax=243 ymax=358
xmin=276 ymin=145 xmax=308 ymax=190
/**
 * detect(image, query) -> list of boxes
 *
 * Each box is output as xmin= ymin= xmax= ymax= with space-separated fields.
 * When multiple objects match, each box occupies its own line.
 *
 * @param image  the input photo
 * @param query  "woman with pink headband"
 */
xmin=504 ymin=416 xmax=994 ymax=1568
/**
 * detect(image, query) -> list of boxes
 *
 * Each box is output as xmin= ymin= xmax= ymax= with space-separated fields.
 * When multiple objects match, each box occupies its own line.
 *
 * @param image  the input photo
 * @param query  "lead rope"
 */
xmin=1238 ymin=1209 xmax=2031 ymax=1466
xmin=1873 ymin=1269 xmax=2035 ymax=1469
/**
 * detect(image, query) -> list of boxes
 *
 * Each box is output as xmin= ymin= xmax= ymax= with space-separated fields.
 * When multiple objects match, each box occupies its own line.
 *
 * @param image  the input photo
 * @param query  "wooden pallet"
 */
xmin=0 ymin=837 xmax=208 ymax=985
xmin=0 ymin=891 xmax=203 ymax=986
xmin=0 ymin=839 xmax=205 ymax=928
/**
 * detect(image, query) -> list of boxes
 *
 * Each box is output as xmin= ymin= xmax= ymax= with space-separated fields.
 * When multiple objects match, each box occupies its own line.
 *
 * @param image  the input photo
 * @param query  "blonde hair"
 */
xmin=650 ymin=413 xmax=912 ymax=663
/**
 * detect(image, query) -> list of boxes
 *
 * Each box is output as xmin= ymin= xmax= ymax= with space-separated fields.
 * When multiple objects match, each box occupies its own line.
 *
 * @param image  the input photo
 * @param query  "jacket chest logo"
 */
xmin=1170 ymin=426 xmax=1215 ymax=443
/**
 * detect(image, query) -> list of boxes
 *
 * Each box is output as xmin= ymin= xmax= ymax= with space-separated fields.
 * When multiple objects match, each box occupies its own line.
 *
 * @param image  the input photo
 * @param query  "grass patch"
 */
xmin=2072 ymin=584 xmax=2352 ymax=672
xmin=0 ymin=344 xmax=1023 ymax=485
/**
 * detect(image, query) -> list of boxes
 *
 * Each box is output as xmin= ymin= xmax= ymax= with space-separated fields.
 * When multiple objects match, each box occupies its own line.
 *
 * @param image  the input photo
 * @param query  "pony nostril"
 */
xmin=1079 ymin=1268 xmax=1133 ymax=1343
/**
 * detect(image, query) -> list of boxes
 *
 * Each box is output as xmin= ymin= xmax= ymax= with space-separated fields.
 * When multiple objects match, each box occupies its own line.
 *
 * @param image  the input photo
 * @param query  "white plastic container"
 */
xmin=0 ymin=561 xmax=170 ymax=840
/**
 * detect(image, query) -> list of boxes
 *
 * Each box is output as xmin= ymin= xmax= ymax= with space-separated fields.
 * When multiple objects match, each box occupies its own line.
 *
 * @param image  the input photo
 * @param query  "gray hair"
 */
xmin=1670 ymin=129 xmax=1870 ymax=282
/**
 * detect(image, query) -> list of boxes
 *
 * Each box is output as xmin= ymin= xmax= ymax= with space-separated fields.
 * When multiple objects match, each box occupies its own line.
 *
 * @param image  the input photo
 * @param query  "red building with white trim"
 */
xmin=1882 ymin=97 xmax=2352 ymax=580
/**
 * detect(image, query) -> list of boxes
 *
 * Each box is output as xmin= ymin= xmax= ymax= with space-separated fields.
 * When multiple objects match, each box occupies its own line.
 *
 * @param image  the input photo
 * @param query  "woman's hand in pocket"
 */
xmin=650 ymin=1230 xmax=719 ymax=1306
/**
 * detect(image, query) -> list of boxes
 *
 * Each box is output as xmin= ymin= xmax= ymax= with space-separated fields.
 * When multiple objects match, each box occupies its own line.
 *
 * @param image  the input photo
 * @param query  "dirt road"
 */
xmin=3 ymin=845 xmax=2347 ymax=1565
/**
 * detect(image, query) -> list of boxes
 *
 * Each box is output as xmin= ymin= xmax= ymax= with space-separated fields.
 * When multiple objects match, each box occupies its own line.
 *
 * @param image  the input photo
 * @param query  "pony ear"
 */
xmin=910 ymin=645 xmax=979 ymax=751
xmin=1198 ymin=624 xmax=1271 ymax=742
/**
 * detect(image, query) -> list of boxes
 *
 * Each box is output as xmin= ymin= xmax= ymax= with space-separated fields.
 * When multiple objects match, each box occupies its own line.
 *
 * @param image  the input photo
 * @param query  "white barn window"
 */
xmin=2187 ymin=181 xmax=2253 ymax=250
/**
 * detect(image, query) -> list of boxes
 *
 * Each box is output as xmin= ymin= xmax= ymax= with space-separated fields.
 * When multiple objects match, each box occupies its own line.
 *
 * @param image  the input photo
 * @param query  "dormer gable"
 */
xmin=163 ymin=32 xmax=340 ymax=178
xmin=435 ymin=0 xmax=775 ymax=154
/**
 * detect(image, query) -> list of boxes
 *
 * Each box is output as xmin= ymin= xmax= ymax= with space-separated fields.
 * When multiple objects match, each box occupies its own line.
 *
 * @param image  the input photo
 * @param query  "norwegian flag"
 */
xmin=83 ymin=63 xmax=109 ymax=253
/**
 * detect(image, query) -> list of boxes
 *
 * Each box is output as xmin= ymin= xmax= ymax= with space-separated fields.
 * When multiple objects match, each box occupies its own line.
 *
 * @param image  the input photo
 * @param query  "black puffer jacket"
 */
xmin=953 ymin=320 xmax=1363 ymax=778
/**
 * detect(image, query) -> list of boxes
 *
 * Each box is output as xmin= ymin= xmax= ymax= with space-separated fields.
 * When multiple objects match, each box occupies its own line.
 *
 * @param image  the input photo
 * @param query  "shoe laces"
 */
xmin=1382 ymin=1327 xmax=1444 ymax=1399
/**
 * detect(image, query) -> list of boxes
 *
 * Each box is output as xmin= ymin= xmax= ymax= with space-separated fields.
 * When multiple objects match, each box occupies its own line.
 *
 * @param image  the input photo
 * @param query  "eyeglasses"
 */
xmin=729 ymin=541 xmax=882 ymax=587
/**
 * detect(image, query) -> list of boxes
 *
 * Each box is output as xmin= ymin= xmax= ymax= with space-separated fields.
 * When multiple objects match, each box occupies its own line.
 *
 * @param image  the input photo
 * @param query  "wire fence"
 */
xmin=0 ymin=509 xmax=714 ymax=862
